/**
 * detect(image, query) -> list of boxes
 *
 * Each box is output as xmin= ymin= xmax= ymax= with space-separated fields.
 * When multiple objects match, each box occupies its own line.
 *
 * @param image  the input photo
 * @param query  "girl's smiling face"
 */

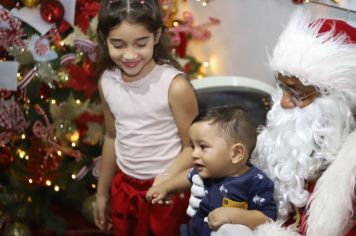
xmin=106 ymin=21 xmax=160 ymax=82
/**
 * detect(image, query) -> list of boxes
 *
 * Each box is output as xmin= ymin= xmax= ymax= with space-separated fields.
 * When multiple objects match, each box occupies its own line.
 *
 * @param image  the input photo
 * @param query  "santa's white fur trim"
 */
xmin=269 ymin=9 xmax=356 ymax=106
xmin=254 ymin=221 xmax=301 ymax=236
xmin=306 ymin=130 xmax=356 ymax=236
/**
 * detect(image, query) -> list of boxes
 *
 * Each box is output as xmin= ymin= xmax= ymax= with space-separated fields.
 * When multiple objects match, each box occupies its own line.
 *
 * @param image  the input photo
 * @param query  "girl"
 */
xmin=93 ymin=0 xmax=198 ymax=235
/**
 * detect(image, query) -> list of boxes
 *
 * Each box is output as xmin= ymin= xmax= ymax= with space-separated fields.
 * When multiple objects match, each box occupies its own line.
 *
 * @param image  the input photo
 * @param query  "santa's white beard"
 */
xmin=251 ymin=90 xmax=355 ymax=220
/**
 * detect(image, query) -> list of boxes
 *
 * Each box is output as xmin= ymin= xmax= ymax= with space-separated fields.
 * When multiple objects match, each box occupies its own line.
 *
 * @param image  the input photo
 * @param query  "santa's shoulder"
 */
xmin=306 ymin=129 xmax=356 ymax=236
xmin=337 ymin=130 xmax=356 ymax=161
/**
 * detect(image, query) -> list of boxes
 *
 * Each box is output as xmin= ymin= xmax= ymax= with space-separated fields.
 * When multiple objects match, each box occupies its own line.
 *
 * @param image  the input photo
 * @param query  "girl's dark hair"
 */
xmin=193 ymin=105 xmax=257 ymax=156
xmin=96 ymin=0 xmax=182 ymax=76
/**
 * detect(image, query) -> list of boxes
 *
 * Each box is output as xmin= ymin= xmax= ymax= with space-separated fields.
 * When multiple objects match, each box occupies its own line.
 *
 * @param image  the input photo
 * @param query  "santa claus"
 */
xmin=190 ymin=9 xmax=356 ymax=236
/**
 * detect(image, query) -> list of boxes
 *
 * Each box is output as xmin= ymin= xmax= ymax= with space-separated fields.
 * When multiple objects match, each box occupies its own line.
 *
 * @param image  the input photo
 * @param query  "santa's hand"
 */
xmin=187 ymin=174 xmax=205 ymax=217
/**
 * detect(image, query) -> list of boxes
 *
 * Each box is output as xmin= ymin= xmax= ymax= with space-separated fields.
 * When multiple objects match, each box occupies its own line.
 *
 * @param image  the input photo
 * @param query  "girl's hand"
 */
xmin=152 ymin=172 xmax=172 ymax=186
xmin=93 ymin=195 xmax=112 ymax=231
xmin=207 ymin=207 xmax=232 ymax=231
xmin=146 ymin=185 xmax=169 ymax=204
xmin=152 ymin=173 xmax=173 ymax=205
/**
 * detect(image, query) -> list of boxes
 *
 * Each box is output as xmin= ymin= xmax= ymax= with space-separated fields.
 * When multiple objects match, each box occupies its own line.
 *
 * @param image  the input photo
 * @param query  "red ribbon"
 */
xmin=0 ymin=8 xmax=26 ymax=48
xmin=0 ymin=98 xmax=28 ymax=145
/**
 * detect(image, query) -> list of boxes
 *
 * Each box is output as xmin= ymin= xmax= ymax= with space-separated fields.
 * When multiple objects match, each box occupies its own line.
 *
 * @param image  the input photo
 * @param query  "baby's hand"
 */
xmin=207 ymin=208 xmax=232 ymax=231
xmin=146 ymin=185 xmax=168 ymax=204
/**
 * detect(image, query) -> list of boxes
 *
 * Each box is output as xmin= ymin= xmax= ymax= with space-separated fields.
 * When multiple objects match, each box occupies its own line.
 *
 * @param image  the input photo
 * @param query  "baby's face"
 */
xmin=189 ymin=121 xmax=235 ymax=179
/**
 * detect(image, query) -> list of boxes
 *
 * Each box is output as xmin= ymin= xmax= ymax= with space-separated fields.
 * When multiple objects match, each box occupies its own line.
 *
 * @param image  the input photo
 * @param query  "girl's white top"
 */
xmin=100 ymin=64 xmax=183 ymax=179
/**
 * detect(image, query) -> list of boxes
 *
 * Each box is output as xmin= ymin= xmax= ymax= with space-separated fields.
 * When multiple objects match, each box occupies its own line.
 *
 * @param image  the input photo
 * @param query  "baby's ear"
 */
xmin=154 ymin=27 xmax=162 ymax=45
xmin=231 ymin=143 xmax=245 ymax=164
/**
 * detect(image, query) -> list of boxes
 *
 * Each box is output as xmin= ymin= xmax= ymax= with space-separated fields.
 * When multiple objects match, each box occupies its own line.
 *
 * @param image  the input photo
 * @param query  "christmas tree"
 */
xmin=0 ymin=0 xmax=218 ymax=234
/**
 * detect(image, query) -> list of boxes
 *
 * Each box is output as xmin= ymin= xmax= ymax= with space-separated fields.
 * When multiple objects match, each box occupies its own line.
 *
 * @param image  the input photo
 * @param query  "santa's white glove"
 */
xmin=186 ymin=174 xmax=205 ymax=217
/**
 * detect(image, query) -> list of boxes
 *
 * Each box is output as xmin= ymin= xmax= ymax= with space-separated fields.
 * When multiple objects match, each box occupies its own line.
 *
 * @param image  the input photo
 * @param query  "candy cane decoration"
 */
xmin=34 ymin=104 xmax=51 ymax=127
xmin=75 ymin=155 xmax=101 ymax=180
xmin=18 ymin=69 xmax=36 ymax=90
xmin=60 ymin=53 xmax=76 ymax=65
xmin=32 ymin=104 xmax=82 ymax=161
xmin=48 ymin=25 xmax=62 ymax=47
xmin=73 ymin=38 xmax=97 ymax=61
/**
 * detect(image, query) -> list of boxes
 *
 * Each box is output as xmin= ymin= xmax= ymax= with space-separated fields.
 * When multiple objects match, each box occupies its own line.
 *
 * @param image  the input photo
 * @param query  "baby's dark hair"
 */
xmin=192 ymin=105 xmax=257 ymax=155
xmin=96 ymin=0 xmax=181 ymax=75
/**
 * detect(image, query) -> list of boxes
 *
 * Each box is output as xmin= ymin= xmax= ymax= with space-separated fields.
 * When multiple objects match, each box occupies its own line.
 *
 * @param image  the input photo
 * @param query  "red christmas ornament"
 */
xmin=0 ymin=47 xmax=9 ymax=61
xmin=292 ymin=0 xmax=305 ymax=4
xmin=0 ymin=147 xmax=14 ymax=167
xmin=40 ymin=0 xmax=65 ymax=24
xmin=27 ymin=137 xmax=61 ymax=185
xmin=183 ymin=63 xmax=191 ymax=74
xmin=1 ymin=0 xmax=17 ymax=9
xmin=0 ymin=89 xmax=11 ymax=99
xmin=39 ymin=83 xmax=51 ymax=100
xmin=172 ymin=32 xmax=188 ymax=58
xmin=57 ymin=20 xmax=72 ymax=34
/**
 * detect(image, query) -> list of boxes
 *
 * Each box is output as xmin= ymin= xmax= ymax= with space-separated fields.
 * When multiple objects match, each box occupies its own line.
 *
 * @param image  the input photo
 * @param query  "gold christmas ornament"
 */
xmin=82 ymin=194 xmax=96 ymax=223
xmin=56 ymin=69 xmax=69 ymax=83
xmin=84 ymin=123 xmax=103 ymax=146
xmin=65 ymin=130 xmax=80 ymax=143
xmin=3 ymin=222 xmax=32 ymax=236
xmin=161 ymin=0 xmax=177 ymax=13
xmin=21 ymin=0 xmax=40 ymax=8
xmin=161 ymin=0 xmax=177 ymax=27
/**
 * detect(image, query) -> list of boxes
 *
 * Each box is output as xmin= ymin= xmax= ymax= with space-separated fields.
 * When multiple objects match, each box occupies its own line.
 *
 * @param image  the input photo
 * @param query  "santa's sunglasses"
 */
xmin=275 ymin=78 xmax=319 ymax=107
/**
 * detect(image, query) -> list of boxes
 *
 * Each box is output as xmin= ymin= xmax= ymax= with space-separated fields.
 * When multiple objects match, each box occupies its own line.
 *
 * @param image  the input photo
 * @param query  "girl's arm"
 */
xmin=94 ymin=79 xmax=118 ymax=231
xmin=155 ymin=74 xmax=198 ymax=182
xmin=96 ymin=78 xmax=118 ymax=198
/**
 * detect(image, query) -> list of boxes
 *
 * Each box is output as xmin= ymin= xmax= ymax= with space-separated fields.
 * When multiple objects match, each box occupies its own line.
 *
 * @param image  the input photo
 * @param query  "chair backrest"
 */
xmin=191 ymin=76 xmax=276 ymax=126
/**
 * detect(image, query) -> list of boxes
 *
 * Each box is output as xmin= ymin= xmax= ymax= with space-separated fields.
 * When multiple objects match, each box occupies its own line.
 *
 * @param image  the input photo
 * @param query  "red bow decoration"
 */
xmin=74 ymin=112 xmax=104 ymax=145
xmin=0 ymin=8 xmax=26 ymax=48
xmin=0 ymin=98 xmax=28 ymax=145
xmin=75 ymin=0 xmax=101 ymax=33
xmin=168 ymin=11 xmax=220 ymax=43
xmin=168 ymin=11 xmax=219 ymax=57
xmin=64 ymin=58 xmax=98 ymax=98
